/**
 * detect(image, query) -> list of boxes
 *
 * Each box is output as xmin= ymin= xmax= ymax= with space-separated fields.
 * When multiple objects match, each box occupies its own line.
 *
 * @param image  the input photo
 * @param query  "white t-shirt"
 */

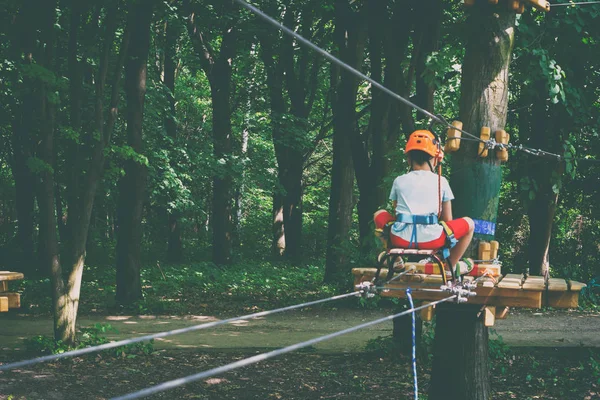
xmin=389 ymin=170 xmax=454 ymax=243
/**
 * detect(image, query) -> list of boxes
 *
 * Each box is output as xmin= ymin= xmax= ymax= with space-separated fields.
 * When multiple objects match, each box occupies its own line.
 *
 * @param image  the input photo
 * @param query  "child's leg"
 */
xmin=448 ymin=217 xmax=474 ymax=267
xmin=373 ymin=210 xmax=395 ymax=248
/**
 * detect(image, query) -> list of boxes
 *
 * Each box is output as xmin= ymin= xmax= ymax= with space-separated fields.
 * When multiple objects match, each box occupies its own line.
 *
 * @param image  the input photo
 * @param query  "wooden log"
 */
xmin=548 ymin=278 xmax=568 ymax=292
xmin=522 ymin=275 xmax=545 ymax=291
xmin=526 ymin=0 xmax=550 ymax=12
xmin=429 ymin=304 xmax=491 ymax=400
xmin=4 ymin=292 xmax=21 ymax=309
xmin=421 ymin=301 xmax=435 ymax=322
xmin=0 ymin=297 xmax=8 ymax=312
xmin=484 ymin=306 xmax=496 ymax=327
xmin=546 ymin=291 xmax=579 ymax=308
xmin=497 ymin=273 xmax=523 ymax=289
xmin=495 ymin=306 xmax=510 ymax=319
xmin=568 ymin=280 xmax=586 ymax=292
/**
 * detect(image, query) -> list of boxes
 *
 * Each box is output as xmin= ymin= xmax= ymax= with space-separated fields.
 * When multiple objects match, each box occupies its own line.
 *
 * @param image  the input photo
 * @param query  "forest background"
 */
xmin=0 ymin=0 xmax=599 ymax=347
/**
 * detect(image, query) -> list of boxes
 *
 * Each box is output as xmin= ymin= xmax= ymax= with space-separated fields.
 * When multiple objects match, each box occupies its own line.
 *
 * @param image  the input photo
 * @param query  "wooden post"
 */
xmin=429 ymin=304 xmax=491 ymax=400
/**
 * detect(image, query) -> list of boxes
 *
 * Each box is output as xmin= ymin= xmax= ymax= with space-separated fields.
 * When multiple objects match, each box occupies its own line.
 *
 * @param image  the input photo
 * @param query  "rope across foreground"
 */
xmin=110 ymin=295 xmax=457 ymax=400
xmin=0 ymin=291 xmax=361 ymax=372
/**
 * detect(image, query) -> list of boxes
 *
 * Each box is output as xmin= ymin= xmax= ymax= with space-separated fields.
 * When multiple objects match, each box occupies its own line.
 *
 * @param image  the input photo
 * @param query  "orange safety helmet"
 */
xmin=405 ymin=130 xmax=443 ymax=160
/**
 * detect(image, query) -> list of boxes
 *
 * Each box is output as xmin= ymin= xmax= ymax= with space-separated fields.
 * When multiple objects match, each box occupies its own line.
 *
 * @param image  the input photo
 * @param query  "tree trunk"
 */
xmin=324 ymin=2 xmax=366 ymax=283
xmin=272 ymin=193 xmax=285 ymax=257
xmin=527 ymin=81 xmax=560 ymax=277
xmin=164 ymin=20 xmax=183 ymax=263
xmin=185 ymin=8 xmax=237 ymax=266
xmin=116 ymin=1 xmax=153 ymax=304
xmin=450 ymin=4 xmax=516 ymax=249
xmin=8 ymin=1 xmax=38 ymax=273
xmin=429 ymin=304 xmax=491 ymax=400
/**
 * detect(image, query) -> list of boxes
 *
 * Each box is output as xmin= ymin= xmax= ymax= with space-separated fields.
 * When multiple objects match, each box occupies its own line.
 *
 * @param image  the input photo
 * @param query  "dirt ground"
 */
xmin=1 ymin=308 xmax=600 ymax=399
xmin=1 ymin=308 xmax=599 ymax=352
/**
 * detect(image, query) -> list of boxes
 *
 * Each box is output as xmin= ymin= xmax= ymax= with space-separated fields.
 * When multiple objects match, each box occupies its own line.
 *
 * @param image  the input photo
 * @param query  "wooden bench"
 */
xmin=0 ymin=271 xmax=24 ymax=312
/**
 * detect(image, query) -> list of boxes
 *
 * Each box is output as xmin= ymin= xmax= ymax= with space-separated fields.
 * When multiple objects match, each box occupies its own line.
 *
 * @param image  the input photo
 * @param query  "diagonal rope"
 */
xmin=235 ymin=0 xmax=597 ymax=163
xmin=551 ymin=1 xmax=600 ymax=6
xmin=0 ymin=291 xmax=361 ymax=372
xmin=111 ymin=295 xmax=457 ymax=400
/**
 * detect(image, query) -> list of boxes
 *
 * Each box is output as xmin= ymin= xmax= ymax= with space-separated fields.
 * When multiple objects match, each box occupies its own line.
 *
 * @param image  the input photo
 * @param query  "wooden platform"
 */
xmin=0 ymin=271 xmax=24 ymax=312
xmin=352 ymin=268 xmax=586 ymax=310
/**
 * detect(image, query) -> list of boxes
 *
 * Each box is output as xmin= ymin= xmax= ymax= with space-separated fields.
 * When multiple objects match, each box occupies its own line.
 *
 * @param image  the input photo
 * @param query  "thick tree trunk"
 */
xmin=164 ymin=20 xmax=183 ymax=263
xmin=527 ymin=81 xmax=560 ymax=277
xmin=450 ymin=5 xmax=516 ymax=248
xmin=429 ymin=304 xmax=491 ymax=400
xmin=324 ymin=2 xmax=366 ymax=283
xmin=116 ymin=1 xmax=153 ymax=304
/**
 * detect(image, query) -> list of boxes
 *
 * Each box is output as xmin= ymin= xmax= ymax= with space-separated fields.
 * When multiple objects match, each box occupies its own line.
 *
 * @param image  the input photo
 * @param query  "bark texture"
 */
xmin=429 ymin=304 xmax=491 ymax=400
xmin=116 ymin=1 xmax=153 ymax=304
xmin=451 ymin=5 xmax=516 ymax=246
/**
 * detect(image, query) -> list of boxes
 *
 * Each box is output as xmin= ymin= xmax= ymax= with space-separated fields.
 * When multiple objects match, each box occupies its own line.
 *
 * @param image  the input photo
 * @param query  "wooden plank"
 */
xmin=0 ymin=272 xmax=24 ymax=281
xmin=546 ymin=291 xmax=579 ymax=308
xmin=0 ymin=281 xmax=7 ymax=292
xmin=484 ymin=306 xmax=496 ymax=327
xmin=0 ymin=297 xmax=8 ymax=312
xmin=548 ymin=278 xmax=568 ymax=292
xmin=526 ymin=0 xmax=550 ymax=12
xmin=568 ymin=281 xmax=586 ymax=292
xmin=4 ymin=292 xmax=20 ymax=309
xmin=420 ymin=302 xmax=435 ymax=322
xmin=522 ymin=275 xmax=545 ymax=291
xmin=496 ymin=306 xmax=510 ymax=319
xmin=497 ymin=274 xmax=523 ymax=289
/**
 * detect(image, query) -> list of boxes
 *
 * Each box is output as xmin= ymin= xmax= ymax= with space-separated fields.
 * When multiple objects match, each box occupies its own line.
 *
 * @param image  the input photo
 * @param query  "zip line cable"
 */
xmin=0 ymin=291 xmax=361 ymax=372
xmin=234 ymin=0 xmax=598 ymax=164
xmin=111 ymin=295 xmax=457 ymax=400
xmin=552 ymin=1 xmax=600 ymax=6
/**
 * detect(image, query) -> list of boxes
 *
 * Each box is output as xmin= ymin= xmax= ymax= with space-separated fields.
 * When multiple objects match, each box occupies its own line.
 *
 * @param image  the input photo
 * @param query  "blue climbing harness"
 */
xmin=394 ymin=213 xmax=458 ymax=259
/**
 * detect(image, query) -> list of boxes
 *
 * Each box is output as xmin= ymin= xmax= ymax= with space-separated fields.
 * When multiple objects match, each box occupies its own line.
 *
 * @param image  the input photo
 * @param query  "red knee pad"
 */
xmin=374 ymin=210 xmax=394 ymax=229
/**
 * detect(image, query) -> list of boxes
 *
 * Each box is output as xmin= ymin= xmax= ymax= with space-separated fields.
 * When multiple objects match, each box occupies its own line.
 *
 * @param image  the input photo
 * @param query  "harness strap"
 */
xmin=440 ymin=221 xmax=458 ymax=260
xmin=396 ymin=213 xmax=439 ymax=225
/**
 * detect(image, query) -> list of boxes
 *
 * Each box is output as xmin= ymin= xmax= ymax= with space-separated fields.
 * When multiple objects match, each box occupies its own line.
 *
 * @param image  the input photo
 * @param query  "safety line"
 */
xmin=406 ymin=288 xmax=418 ymax=400
xmin=0 ymin=291 xmax=361 ymax=372
xmin=232 ymin=0 xmax=485 ymax=145
xmin=235 ymin=0 xmax=594 ymax=164
xmin=111 ymin=295 xmax=457 ymax=400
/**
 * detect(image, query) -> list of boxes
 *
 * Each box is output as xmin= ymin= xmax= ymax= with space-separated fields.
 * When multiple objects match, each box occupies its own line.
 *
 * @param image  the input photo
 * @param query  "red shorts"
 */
xmin=374 ymin=210 xmax=470 ymax=249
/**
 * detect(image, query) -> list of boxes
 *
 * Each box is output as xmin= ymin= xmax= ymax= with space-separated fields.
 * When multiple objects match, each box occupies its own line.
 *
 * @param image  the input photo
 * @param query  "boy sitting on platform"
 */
xmin=374 ymin=130 xmax=475 ymax=275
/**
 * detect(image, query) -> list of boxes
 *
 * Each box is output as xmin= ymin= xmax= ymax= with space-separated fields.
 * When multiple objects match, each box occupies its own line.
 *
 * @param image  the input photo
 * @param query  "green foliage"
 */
xmin=25 ymin=323 xmax=154 ymax=358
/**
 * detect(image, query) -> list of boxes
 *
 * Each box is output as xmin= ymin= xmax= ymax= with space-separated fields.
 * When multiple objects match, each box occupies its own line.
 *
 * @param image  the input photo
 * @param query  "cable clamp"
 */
xmin=486 ymin=138 xmax=497 ymax=150
xmin=440 ymin=282 xmax=477 ymax=303
xmin=356 ymin=281 xmax=377 ymax=298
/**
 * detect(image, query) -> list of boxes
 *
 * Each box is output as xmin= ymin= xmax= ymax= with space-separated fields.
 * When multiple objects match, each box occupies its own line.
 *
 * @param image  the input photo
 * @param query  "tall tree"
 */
xmin=116 ymin=0 xmax=154 ymax=304
xmin=163 ymin=18 xmax=184 ymax=263
xmin=6 ymin=0 xmax=39 ymax=273
xmin=258 ymin=0 xmax=329 ymax=260
xmin=186 ymin=1 xmax=238 ymax=265
xmin=432 ymin=3 xmax=516 ymax=399
xmin=38 ymin=0 xmax=129 ymax=343
xmin=324 ymin=1 xmax=366 ymax=283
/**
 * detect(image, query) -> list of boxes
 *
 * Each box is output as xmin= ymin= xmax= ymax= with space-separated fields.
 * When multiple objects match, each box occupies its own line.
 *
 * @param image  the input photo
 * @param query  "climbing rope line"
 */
xmin=235 ymin=0 xmax=598 ymax=164
xmin=406 ymin=288 xmax=419 ymax=400
xmin=110 ymin=295 xmax=456 ymax=400
xmin=0 ymin=291 xmax=361 ymax=372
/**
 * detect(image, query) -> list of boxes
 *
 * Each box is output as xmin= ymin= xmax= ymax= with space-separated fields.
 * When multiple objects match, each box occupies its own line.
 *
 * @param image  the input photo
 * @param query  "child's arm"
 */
xmin=392 ymin=200 xmax=397 ymax=213
xmin=440 ymin=201 xmax=452 ymax=222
